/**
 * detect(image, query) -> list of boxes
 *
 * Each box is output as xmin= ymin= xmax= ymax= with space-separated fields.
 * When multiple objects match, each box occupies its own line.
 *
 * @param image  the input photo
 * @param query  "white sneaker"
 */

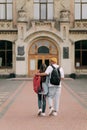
xmin=52 ymin=111 xmax=57 ymax=116
xmin=41 ymin=113 xmax=46 ymax=116
xmin=49 ymin=107 xmax=54 ymax=116
xmin=38 ymin=109 xmax=42 ymax=115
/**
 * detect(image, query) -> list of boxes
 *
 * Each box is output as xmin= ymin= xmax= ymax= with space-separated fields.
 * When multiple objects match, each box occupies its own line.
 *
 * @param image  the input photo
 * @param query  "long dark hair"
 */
xmin=39 ymin=64 xmax=47 ymax=82
xmin=39 ymin=64 xmax=47 ymax=73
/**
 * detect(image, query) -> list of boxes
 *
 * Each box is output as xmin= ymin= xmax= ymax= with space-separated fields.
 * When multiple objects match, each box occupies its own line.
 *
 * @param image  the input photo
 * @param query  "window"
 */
xmin=75 ymin=40 xmax=87 ymax=68
xmin=34 ymin=0 xmax=53 ymax=20
xmin=0 ymin=40 xmax=12 ymax=68
xmin=0 ymin=0 xmax=13 ymax=20
xmin=38 ymin=46 xmax=49 ymax=53
xmin=75 ymin=0 xmax=87 ymax=20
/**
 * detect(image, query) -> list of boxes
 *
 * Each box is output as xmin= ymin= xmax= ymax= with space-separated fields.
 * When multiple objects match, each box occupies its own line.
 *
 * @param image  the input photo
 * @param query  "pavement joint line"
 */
xmin=0 ymin=81 xmax=27 ymax=119
xmin=62 ymin=81 xmax=87 ymax=110
xmin=7 ymin=78 xmax=33 ymax=81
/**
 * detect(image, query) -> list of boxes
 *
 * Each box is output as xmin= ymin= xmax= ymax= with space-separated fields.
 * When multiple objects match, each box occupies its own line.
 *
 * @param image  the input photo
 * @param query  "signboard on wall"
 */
xmin=63 ymin=47 xmax=69 ymax=59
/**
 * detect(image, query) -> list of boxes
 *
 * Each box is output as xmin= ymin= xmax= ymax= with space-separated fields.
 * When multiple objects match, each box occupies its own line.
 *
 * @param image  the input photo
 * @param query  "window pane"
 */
xmin=0 ymin=4 xmax=5 ymax=19
xmin=41 ymin=0 xmax=46 ymax=2
xmin=82 ymin=0 xmax=87 ymax=2
xmin=7 ymin=0 xmax=12 ymax=2
xmin=82 ymin=4 xmax=87 ymax=19
xmin=7 ymin=42 xmax=12 ymax=49
xmin=34 ymin=4 xmax=39 ymax=19
xmin=7 ymin=51 xmax=12 ymax=67
xmin=75 ymin=42 xmax=80 ymax=49
xmin=48 ymin=3 xmax=53 ymax=19
xmin=75 ymin=0 xmax=80 ymax=2
xmin=82 ymin=51 xmax=87 ymax=65
xmin=75 ymin=51 xmax=80 ymax=63
xmin=34 ymin=0 xmax=39 ymax=2
xmin=41 ymin=4 xmax=46 ymax=19
xmin=82 ymin=41 xmax=87 ymax=49
xmin=38 ymin=46 xmax=49 ymax=53
xmin=45 ymin=59 xmax=49 ymax=66
xmin=0 ymin=41 xmax=5 ymax=50
xmin=75 ymin=4 xmax=80 ymax=19
xmin=7 ymin=4 xmax=12 ymax=19
xmin=38 ymin=59 xmax=42 ymax=69
xmin=0 ymin=51 xmax=5 ymax=66
xmin=48 ymin=0 xmax=53 ymax=2
xmin=0 ymin=0 xmax=5 ymax=3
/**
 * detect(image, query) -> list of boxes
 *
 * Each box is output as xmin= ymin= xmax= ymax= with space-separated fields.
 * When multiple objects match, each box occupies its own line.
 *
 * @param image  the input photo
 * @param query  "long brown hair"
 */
xmin=39 ymin=64 xmax=47 ymax=73
xmin=39 ymin=64 xmax=47 ymax=82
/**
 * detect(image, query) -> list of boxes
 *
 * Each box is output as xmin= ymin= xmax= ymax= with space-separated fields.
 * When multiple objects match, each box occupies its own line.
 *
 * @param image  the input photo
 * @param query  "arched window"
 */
xmin=38 ymin=46 xmax=49 ymax=53
xmin=75 ymin=40 xmax=87 ymax=68
xmin=0 ymin=40 xmax=12 ymax=68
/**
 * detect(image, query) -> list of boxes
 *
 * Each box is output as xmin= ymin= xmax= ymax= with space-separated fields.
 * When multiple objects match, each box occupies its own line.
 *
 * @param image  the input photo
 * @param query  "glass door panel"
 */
xmin=45 ymin=59 xmax=49 ymax=66
xmin=38 ymin=59 xmax=42 ymax=69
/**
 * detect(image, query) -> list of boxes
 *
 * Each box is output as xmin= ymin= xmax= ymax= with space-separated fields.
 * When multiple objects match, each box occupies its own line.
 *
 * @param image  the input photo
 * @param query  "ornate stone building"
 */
xmin=0 ymin=0 xmax=87 ymax=77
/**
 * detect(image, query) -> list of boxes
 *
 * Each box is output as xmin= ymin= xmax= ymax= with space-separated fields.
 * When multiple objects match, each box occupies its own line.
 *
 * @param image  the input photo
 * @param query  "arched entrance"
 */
xmin=28 ymin=39 xmax=59 ymax=77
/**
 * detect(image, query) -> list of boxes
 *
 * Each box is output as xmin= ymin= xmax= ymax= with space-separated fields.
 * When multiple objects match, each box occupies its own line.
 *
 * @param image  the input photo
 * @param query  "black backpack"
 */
xmin=50 ymin=65 xmax=61 ymax=85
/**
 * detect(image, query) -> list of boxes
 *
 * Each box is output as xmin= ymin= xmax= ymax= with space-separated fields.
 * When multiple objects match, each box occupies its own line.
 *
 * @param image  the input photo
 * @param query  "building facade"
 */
xmin=0 ymin=0 xmax=87 ymax=77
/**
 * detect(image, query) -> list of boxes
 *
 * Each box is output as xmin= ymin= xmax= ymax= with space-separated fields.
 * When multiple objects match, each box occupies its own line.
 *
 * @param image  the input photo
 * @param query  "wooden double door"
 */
xmin=28 ymin=54 xmax=58 ymax=77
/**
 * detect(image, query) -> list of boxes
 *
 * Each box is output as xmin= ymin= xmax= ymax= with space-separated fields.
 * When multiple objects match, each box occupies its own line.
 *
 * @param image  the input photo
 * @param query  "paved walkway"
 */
xmin=0 ymin=79 xmax=87 ymax=130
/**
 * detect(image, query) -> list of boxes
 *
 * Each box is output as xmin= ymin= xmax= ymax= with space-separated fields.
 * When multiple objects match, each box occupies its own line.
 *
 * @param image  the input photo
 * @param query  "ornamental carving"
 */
xmin=31 ymin=21 xmax=55 ymax=28
xmin=18 ymin=9 xmax=27 ymax=22
xmin=60 ymin=10 xmax=70 ymax=22
xmin=75 ymin=21 xmax=87 ymax=28
xmin=0 ymin=22 xmax=13 ymax=29
xmin=29 ymin=40 xmax=57 ymax=55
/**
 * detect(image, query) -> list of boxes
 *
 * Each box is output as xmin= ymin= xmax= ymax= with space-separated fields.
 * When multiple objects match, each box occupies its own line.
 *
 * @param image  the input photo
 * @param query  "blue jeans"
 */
xmin=38 ymin=94 xmax=46 ymax=113
xmin=42 ymin=82 xmax=48 ymax=95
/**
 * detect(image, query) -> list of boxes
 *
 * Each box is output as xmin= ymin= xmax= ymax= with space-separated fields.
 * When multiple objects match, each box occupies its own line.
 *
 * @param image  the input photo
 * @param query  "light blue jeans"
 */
xmin=42 ymin=76 xmax=49 ymax=95
xmin=42 ymin=82 xmax=48 ymax=95
xmin=47 ymin=86 xmax=61 ymax=112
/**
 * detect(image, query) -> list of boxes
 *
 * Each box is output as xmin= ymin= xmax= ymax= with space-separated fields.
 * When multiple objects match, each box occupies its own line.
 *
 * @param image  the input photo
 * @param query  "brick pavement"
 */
xmin=63 ymin=78 xmax=87 ymax=109
xmin=0 ymin=79 xmax=24 ymax=108
xmin=0 ymin=80 xmax=87 ymax=130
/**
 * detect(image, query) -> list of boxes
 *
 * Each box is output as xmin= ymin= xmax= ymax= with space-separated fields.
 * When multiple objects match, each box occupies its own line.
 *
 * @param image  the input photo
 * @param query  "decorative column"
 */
xmin=15 ymin=9 xmax=27 ymax=76
xmin=60 ymin=10 xmax=72 ymax=75
xmin=17 ymin=9 xmax=27 ymax=40
xmin=60 ymin=10 xmax=70 ymax=40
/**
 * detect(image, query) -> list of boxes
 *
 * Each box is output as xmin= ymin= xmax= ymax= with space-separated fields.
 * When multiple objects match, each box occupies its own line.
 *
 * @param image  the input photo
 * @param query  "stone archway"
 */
xmin=28 ymin=38 xmax=59 ymax=77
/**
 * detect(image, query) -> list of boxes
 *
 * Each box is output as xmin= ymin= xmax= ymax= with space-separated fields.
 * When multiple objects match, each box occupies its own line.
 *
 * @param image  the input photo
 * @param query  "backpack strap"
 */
xmin=51 ymin=64 xmax=59 ymax=70
xmin=50 ymin=64 xmax=59 ymax=74
xmin=51 ymin=64 xmax=61 ymax=78
xmin=51 ymin=64 xmax=55 ymax=69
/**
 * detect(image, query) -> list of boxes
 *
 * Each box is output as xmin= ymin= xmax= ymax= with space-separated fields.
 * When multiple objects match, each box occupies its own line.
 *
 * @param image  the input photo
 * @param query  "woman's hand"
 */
xmin=35 ymin=72 xmax=41 ymax=76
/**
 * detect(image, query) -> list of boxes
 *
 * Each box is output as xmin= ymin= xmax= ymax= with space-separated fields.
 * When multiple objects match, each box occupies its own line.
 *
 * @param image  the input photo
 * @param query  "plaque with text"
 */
xmin=17 ymin=46 xmax=25 ymax=56
xmin=63 ymin=47 xmax=69 ymax=59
